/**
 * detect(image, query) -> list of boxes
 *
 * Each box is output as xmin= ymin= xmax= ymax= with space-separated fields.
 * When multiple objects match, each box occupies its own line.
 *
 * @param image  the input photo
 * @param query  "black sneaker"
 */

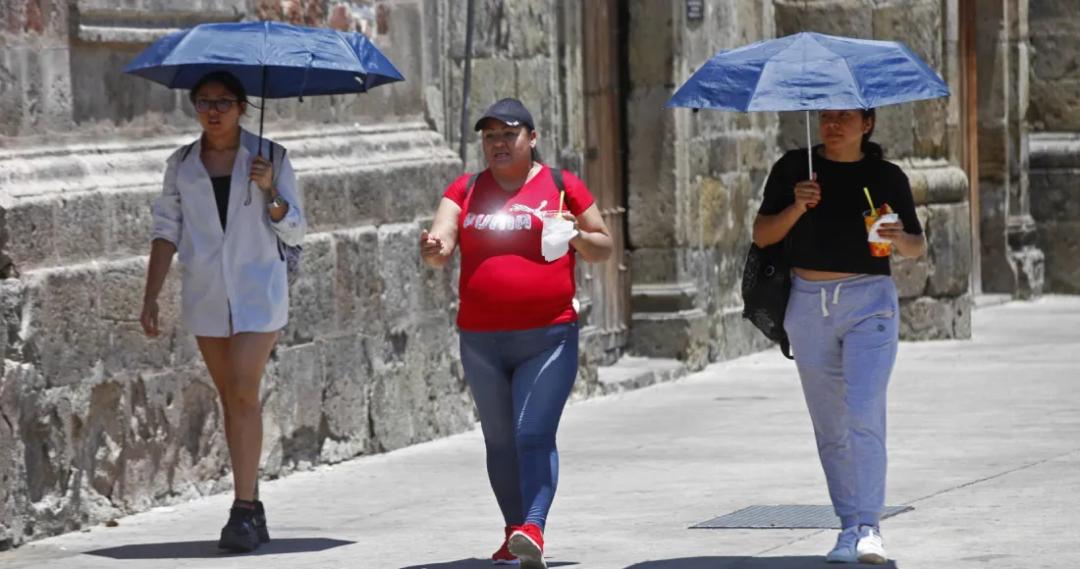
xmin=218 ymin=506 xmax=260 ymax=553
xmin=253 ymin=500 xmax=270 ymax=543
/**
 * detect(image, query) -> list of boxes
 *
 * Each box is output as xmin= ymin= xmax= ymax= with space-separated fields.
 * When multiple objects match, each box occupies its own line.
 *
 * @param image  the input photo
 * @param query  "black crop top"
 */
xmin=758 ymin=147 xmax=922 ymax=276
xmin=211 ymin=175 xmax=230 ymax=231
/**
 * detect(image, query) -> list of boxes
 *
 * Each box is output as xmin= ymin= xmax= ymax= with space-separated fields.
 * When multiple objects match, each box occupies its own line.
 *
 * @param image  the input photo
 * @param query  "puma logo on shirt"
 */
xmin=463 ymin=212 xmax=534 ymax=231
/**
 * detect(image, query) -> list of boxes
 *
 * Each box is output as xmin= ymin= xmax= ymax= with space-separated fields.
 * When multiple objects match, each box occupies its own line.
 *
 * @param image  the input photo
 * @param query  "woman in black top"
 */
xmin=753 ymin=109 xmax=926 ymax=565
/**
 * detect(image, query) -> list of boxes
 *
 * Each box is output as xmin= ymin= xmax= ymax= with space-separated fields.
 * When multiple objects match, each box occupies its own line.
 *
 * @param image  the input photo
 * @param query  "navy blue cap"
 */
xmin=473 ymin=98 xmax=535 ymax=131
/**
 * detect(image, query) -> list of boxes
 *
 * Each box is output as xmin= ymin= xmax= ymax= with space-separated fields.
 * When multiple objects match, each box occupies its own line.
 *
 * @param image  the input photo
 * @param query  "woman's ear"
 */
xmin=528 ymin=129 xmax=538 ymax=147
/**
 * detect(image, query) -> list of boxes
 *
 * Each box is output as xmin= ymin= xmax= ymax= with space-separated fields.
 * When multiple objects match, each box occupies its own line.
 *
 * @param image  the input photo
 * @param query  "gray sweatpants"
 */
xmin=784 ymin=274 xmax=899 ymax=529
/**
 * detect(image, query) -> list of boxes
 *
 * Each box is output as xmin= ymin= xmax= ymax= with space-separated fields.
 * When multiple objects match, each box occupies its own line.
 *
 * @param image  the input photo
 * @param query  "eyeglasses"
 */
xmin=194 ymin=98 xmax=239 ymax=113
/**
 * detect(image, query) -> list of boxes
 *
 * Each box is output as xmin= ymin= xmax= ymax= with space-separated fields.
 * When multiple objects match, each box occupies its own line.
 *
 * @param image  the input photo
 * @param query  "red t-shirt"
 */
xmin=443 ymin=165 xmax=596 ymax=332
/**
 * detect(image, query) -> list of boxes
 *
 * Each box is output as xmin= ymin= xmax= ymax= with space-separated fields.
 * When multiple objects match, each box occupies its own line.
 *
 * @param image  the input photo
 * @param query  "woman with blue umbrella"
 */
xmin=140 ymin=70 xmax=305 ymax=553
xmin=129 ymin=21 xmax=402 ymax=553
xmin=670 ymin=32 xmax=946 ymax=565
xmin=754 ymin=107 xmax=923 ymax=564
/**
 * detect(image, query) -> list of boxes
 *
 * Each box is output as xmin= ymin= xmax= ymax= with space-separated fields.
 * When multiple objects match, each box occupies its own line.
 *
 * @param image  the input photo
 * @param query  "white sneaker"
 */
xmin=825 ymin=526 xmax=860 ymax=563
xmin=855 ymin=525 xmax=888 ymax=565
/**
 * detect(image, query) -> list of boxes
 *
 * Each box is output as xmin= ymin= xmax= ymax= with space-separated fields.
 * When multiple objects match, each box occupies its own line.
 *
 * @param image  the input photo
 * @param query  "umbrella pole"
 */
xmin=247 ymin=65 xmax=269 ymax=206
xmin=258 ymin=65 xmax=267 ymax=158
xmin=805 ymin=110 xmax=812 ymax=179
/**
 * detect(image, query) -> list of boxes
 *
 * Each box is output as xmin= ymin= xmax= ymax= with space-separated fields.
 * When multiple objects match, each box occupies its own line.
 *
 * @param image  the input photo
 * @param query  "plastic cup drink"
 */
xmin=864 ymin=210 xmax=898 ymax=257
xmin=540 ymin=211 xmax=576 ymax=261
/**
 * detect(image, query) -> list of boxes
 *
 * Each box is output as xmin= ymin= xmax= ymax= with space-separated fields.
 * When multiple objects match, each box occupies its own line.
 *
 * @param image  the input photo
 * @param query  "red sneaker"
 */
xmin=507 ymin=523 xmax=545 ymax=569
xmin=492 ymin=525 xmax=518 ymax=565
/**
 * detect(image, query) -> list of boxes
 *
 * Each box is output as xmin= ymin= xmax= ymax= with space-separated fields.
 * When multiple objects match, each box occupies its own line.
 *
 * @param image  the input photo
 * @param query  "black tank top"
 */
xmin=211 ymin=176 xmax=230 ymax=231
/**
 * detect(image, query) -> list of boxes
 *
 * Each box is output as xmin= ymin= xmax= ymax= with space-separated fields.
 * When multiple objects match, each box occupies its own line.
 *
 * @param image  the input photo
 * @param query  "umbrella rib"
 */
xmin=838 ymin=55 xmax=869 ymax=109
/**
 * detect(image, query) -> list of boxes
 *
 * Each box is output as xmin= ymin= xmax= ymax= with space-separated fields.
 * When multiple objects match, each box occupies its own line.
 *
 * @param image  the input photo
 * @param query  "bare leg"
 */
xmin=225 ymin=332 xmax=278 ymax=502
xmin=196 ymin=337 xmax=240 ymax=493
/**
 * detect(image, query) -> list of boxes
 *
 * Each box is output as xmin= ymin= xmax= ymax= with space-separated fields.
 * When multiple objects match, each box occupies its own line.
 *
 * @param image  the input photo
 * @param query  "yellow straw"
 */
xmin=863 ymin=187 xmax=875 ymax=212
xmin=557 ymin=190 xmax=565 ymax=214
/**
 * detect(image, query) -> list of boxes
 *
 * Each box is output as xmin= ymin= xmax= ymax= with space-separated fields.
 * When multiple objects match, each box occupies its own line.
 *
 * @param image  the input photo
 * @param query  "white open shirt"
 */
xmin=151 ymin=129 xmax=306 ymax=337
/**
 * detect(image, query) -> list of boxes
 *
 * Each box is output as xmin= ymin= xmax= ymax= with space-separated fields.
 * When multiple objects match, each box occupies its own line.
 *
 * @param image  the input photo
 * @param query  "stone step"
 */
xmin=630 ymin=282 xmax=699 ymax=313
xmin=628 ymin=308 xmax=710 ymax=371
xmin=0 ymin=127 xmax=461 ymax=274
xmin=596 ymin=356 xmax=688 ymax=395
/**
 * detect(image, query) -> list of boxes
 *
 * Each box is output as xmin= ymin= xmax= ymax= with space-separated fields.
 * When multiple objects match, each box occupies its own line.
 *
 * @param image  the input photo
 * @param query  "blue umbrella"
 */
xmin=124 ymin=20 xmax=404 ymax=153
xmin=667 ymin=31 xmax=949 ymax=175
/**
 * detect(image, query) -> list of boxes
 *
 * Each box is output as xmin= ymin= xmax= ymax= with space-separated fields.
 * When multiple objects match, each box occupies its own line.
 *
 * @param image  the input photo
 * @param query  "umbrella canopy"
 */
xmin=667 ymin=31 xmax=948 ymax=112
xmin=123 ymin=21 xmax=404 ymax=99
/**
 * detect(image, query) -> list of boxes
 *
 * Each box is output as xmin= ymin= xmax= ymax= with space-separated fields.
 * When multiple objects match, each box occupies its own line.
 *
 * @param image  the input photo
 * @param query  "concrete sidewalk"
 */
xmin=3 ymin=297 xmax=1078 ymax=569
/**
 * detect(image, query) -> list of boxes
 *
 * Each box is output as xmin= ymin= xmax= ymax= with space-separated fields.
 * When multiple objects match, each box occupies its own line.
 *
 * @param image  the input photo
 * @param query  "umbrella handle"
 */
xmin=806 ymin=110 xmax=813 ymax=180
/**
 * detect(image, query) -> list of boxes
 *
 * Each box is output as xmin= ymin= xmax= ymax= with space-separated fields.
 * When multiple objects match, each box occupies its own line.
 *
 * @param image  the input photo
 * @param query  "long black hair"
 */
xmin=861 ymin=108 xmax=883 ymax=159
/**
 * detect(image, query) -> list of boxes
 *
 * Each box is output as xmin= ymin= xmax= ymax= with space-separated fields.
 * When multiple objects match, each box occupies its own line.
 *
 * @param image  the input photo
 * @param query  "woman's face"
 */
xmin=481 ymin=119 xmax=536 ymax=174
xmin=193 ymin=82 xmax=244 ymax=137
xmin=818 ymin=109 xmax=872 ymax=152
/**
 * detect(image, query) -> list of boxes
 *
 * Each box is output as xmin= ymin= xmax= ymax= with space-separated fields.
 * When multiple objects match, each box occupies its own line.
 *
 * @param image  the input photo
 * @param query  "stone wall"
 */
xmin=976 ymin=0 xmax=1044 ymax=298
xmin=625 ymin=0 xmax=778 ymax=370
xmin=1028 ymin=1 xmax=1080 ymax=293
xmin=0 ymin=0 xmax=499 ymax=549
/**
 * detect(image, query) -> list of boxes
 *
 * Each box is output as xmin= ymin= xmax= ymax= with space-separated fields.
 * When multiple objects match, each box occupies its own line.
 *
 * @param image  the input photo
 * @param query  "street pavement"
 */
xmin=2 ymin=296 xmax=1078 ymax=569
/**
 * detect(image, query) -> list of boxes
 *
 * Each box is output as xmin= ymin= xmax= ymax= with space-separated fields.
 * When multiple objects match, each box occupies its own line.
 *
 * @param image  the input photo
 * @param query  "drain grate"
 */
xmin=691 ymin=505 xmax=913 ymax=529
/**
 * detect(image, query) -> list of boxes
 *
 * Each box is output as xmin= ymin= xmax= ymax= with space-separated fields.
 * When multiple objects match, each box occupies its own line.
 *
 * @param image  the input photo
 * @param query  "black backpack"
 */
xmin=741 ymin=237 xmax=794 ymax=360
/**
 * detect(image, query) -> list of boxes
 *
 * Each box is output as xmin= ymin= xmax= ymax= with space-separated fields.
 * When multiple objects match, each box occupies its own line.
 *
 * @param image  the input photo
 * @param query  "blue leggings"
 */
xmin=459 ymin=322 xmax=579 ymax=530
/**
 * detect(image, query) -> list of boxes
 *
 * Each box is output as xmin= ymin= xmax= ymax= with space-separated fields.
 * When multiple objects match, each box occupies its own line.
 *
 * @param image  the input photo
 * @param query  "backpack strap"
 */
xmin=179 ymin=140 xmax=197 ymax=162
xmin=550 ymin=167 xmax=566 ymax=194
xmin=464 ymin=171 xmax=481 ymax=199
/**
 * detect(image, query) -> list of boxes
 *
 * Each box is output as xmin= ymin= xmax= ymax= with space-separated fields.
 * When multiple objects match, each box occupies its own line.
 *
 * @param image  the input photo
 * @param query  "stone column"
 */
xmin=976 ymin=0 xmax=1044 ymax=297
xmin=1027 ymin=0 xmax=1080 ymax=293
xmin=0 ymin=0 xmax=74 ymax=139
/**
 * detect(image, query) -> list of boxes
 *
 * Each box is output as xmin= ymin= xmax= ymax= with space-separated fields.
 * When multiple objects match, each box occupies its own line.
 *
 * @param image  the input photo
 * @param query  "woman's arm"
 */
xmin=141 ymin=239 xmax=176 ymax=337
xmin=752 ymin=178 xmax=820 ymax=246
xmin=420 ymin=197 xmax=462 ymax=268
xmin=567 ymin=204 xmax=613 ymax=263
xmin=261 ymin=152 xmax=306 ymax=247
xmin=879 ymin=223 xmax=927 ymax=258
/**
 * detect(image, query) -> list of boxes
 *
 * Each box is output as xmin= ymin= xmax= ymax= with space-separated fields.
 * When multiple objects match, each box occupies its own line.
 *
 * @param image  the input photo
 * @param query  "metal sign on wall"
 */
xmin=686 ymin=0 xmax=704 ymax=21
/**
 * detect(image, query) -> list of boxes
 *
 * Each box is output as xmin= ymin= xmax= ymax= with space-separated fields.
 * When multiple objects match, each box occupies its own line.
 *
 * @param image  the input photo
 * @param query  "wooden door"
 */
xmin=580 ymin=0 xmax=629 ymax=356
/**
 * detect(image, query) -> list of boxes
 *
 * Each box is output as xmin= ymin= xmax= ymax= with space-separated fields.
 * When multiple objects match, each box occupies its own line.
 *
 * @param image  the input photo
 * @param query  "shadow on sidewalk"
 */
xmin=401 ymin=558 xmax=578 ymax=569
xmin=624 ymin=557 xmax=899 ymax=568
xmin=83 ymin=537 xmax=354 ymax=559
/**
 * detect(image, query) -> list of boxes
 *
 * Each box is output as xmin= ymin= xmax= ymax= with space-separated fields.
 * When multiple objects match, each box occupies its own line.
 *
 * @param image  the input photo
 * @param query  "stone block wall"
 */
xmin=626 ymin=0 xmax=779 ymax=369
xmin=1029 ymin=134 xmax=1080 ymax=293
xmin=437 ymin=0 xmax=576 ymax=172
xmin=0 ymin=0 xmax=508 ymax=549
xmin=0 ymin=125 xmax=476 ymax=546
xmin=1028 ymin=2 xmax=1080 ymax=293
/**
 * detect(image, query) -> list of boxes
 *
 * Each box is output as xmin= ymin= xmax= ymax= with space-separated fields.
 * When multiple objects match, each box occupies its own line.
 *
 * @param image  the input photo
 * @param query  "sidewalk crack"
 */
xmin=904 ymin=447 xmax=1080 ymax=506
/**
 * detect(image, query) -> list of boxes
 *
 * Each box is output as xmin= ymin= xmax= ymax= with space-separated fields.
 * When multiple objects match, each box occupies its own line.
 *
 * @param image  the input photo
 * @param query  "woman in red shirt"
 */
xmin=420 ymin=98 xmax=613 ymax=569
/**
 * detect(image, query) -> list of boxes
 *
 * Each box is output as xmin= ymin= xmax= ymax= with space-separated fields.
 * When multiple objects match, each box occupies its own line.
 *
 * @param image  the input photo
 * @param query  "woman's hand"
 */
xmin=876 ymin=220 xmax=905 ymax=242
xmin=557 ymin=211 xmax=579 ymax=232
xmin=793 ymin=176 xmax=822 ymax=213
xmin=250 ymin=155 xmax=274 ymax=193
xmin=420 ymin=229 xmax=446 ymax=260
xmin=140 ymin=298 xmax=161 ymax=337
